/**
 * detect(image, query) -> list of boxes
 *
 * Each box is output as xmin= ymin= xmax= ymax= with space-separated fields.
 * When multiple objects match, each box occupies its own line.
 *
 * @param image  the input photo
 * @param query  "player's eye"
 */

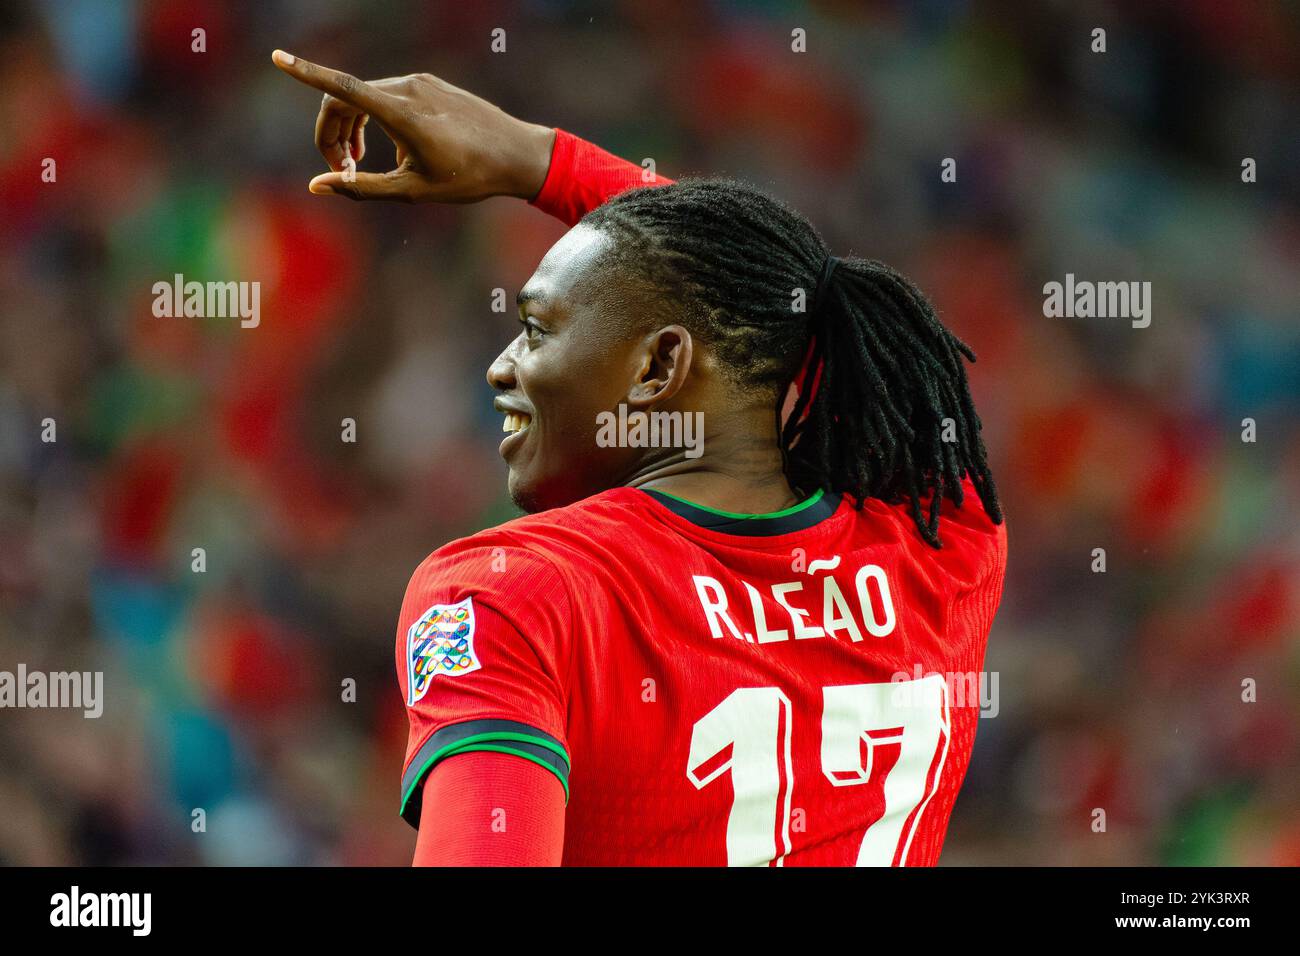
xmin=520 ymin=316 xmax=547 ymax=344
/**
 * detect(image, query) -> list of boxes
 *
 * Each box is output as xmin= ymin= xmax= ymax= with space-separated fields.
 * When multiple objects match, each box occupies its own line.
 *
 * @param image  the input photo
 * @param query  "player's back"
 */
xmin=396 ymin=481 xmax=1006 ymax=866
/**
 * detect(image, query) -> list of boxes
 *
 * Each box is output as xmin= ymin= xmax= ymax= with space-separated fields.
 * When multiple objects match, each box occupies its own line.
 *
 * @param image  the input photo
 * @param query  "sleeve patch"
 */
xmin=407 ymin=596 xmax=481 ymax=706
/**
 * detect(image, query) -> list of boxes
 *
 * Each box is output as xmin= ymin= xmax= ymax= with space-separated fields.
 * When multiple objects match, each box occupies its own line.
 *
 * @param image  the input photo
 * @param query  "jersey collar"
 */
xmin=639 ymin=487 xmax=839 ymax=536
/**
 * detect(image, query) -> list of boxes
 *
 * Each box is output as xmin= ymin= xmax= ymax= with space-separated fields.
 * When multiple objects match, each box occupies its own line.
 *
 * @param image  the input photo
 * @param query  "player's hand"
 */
xmin=271 ymin=49 xmax=556 ymax=203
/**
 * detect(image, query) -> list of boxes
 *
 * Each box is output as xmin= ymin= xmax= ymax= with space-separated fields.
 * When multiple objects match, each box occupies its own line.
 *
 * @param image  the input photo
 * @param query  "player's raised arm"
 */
xmin=271 ymin=49 xmax=555 ymax=203
xmin=531 ymin=129 xmax=675 ymax=226
xmin=270 ymin=50 xmax=672 ymax=219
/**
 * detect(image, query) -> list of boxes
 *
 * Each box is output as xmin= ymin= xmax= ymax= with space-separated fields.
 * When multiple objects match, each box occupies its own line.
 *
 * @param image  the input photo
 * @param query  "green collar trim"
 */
xmin=642 ymin=487 xmax=838 ymax=536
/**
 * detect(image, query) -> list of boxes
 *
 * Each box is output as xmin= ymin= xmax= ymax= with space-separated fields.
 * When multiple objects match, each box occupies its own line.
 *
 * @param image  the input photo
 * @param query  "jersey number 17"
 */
xmin=686 ymin=675 xmax=950 ymax=866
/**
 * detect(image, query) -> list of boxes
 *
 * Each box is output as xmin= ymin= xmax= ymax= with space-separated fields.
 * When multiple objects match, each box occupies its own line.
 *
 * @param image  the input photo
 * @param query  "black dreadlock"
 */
xmin=582 ymin=178 xmax=1002 ymax=548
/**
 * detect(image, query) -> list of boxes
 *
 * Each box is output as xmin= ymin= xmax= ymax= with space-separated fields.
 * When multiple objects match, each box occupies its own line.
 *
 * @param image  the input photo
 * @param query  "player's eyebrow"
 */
xmin=516 ymin=287 xmax=548 ymax=311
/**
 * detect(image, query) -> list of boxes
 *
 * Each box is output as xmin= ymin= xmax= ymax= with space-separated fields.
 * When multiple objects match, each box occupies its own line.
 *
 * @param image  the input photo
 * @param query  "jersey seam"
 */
xmin=488 ymin=529 xmax=580 ymax=763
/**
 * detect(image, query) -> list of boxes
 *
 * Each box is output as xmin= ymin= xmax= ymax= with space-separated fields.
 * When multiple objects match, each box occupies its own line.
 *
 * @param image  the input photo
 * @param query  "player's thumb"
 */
xmin=308 ymin=169 xmax=417 ymax=202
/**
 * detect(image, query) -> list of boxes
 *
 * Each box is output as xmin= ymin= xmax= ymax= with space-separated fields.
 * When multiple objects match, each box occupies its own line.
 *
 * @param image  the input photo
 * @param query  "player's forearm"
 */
xmin=500 ymin=120 xmax=559 ymax=201
xmin=528 ymin=128 xmax=676 ymax=226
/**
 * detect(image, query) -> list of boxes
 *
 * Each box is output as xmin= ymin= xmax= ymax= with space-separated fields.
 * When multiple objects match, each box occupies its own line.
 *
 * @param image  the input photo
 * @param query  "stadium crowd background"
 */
xmin=1 ymin=0 xmax=1297 ymax=865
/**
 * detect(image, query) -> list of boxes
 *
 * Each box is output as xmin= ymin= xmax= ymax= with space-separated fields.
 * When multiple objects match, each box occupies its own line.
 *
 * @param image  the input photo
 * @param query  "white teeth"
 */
xmin=502 ymin=413 xmax=532 ymax=434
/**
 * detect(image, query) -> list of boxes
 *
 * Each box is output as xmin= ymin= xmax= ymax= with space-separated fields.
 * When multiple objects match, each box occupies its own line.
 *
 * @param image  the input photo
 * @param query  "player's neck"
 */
xmin=620 ymin=408 xmax=801 ymax=515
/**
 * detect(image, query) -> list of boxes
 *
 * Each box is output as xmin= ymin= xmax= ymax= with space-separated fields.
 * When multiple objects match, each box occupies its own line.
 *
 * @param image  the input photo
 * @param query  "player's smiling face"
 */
xmin=487 ymin=224 xmax=661 ymax=512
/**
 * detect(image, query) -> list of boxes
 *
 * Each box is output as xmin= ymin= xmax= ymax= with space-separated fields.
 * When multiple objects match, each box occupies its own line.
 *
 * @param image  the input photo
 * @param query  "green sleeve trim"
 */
xmin=399 ymin=721 xmax=570 ymax=828
xmin=438 ymin=743 xmax=570 ymax=801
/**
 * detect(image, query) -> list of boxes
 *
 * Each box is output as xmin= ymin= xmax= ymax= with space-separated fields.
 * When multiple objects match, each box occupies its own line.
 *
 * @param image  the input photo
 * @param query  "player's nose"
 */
xmin=486 ymin=341 xmax=518 ymax=391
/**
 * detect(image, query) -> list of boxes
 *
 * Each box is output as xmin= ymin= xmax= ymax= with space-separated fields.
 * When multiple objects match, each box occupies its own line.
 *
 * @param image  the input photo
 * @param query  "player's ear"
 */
xmin=625 ymin=325 xmax=693 ymax=409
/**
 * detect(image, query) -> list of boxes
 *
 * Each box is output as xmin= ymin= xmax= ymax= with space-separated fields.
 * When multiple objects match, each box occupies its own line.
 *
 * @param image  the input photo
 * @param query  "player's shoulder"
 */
xmin=857 ymin=477 xmax=1006 ymax=585
xmin=413 ymin=487 xmax=650 ymax=585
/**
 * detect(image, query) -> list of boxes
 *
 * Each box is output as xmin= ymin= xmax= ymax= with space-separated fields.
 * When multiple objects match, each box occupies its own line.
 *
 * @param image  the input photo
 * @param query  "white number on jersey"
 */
xmin=686 ymin=675 xmax=950 ymax=866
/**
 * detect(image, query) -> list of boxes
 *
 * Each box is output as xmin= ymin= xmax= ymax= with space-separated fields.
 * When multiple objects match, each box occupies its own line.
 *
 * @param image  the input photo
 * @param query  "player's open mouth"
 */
xmin=499 ymin=409 xmax=533 ymax=458
xmin=502 ymin=412 xmax=532 ymax=435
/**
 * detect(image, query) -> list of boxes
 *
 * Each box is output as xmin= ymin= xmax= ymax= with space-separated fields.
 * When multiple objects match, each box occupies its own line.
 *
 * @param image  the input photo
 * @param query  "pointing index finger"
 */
xmin=272 ymin=50 xmax=397 ymax=123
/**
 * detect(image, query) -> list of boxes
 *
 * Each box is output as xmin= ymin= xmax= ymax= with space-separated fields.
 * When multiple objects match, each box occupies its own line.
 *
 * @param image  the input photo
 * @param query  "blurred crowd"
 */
xmin=1 ymin=0 xmax=1297 ymax=865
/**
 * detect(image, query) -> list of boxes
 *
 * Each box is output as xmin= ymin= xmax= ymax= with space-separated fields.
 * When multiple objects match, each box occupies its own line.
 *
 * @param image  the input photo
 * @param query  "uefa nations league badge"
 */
xmin=406 ymin=596 xmax=481 ymax=705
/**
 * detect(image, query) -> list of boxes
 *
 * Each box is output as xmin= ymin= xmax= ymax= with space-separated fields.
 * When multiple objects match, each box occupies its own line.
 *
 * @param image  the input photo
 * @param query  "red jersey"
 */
xmin=397 ymin=480 xmax=1006 ymax=866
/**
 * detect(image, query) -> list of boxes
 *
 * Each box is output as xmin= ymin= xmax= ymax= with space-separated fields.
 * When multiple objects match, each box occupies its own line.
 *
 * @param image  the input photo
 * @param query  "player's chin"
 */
xmin=507 ymin=474 xmax=541 ymax=513
xmin=507 ymin=469 xmax=554 ymax=514
xmin=507 ymin=469 xmax=587 ymax=514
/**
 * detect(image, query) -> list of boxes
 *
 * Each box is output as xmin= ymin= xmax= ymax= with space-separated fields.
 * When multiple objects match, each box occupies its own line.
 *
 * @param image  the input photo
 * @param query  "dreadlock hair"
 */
xmin=581 ymin=178 xmax=1003 ymax=548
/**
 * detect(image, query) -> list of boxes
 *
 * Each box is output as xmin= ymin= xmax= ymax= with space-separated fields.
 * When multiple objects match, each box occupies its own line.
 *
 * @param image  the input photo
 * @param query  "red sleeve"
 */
xmin=412 ymin=750 xmax=566 ymax=866
xmin=395 ymin=539 xmax=572 ymax=831
xmin=529 ymin=127 xmax=676 ymax=226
